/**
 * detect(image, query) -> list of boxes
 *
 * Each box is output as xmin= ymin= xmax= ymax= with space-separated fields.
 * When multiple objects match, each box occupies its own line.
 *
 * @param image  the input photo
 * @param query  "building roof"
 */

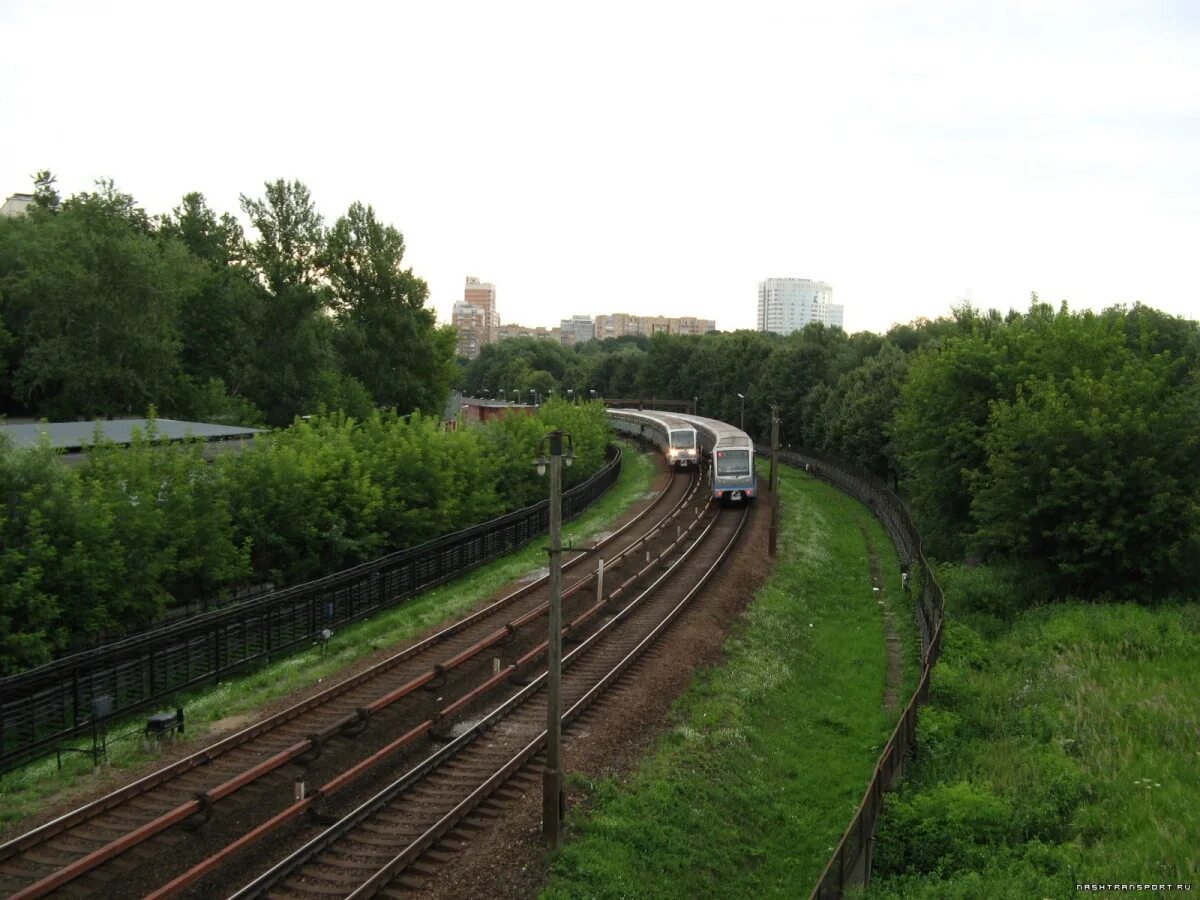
xmin=0 ymin=418 xmax=265 ymax=451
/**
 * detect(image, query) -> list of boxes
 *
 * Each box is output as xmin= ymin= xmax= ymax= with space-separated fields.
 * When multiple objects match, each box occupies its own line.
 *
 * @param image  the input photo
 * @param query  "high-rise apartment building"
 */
xmin=757 ymin=278 xmax=843 ymax=335
xmin=453 ymin=277 xmax=500 ymax=359
xmin=463 ymin=277 xmax=497 ymax=320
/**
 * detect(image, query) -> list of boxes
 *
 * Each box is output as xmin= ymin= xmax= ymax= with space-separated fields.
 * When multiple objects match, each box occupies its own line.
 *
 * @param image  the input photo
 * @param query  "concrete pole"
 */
xmin=769 ymin=404 xmax=780 ymax=557
xmin=544 ymin=432 xmax=564 ymax=848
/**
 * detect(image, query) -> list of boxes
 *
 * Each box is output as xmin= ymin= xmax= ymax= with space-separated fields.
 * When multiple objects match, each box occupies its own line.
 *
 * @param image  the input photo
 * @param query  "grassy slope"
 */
xmin=0 ymin=447 xmax=657 ymax=829
xmin=865 ymin=565 xmax=1200 ymax=898
xmin=543 ymin=464 xmax=914 ymax=899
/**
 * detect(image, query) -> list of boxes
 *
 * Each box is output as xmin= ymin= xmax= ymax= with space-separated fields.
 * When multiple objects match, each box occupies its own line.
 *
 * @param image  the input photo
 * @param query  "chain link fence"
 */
xmin=0 ymin=446 xmax=622 ymax=776
xmin=761 ymin=446 xmax=945 ymax=899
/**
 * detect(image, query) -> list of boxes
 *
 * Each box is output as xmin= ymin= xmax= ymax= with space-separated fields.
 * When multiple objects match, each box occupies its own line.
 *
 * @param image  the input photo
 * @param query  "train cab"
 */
xmin=666 ymin=427 xmax=699 ymax=469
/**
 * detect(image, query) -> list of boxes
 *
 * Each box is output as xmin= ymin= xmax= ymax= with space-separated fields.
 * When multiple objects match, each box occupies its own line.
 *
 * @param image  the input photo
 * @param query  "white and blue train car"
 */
xmin=607 ymin=409 xmax=701 ymax=470
xmin=676 ymin=413 xmax=757 ymax=503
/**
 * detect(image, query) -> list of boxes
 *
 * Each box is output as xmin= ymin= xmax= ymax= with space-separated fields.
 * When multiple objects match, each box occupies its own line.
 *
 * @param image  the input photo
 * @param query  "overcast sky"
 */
xmin=2 ymin=1 xmax=1197 ymax=334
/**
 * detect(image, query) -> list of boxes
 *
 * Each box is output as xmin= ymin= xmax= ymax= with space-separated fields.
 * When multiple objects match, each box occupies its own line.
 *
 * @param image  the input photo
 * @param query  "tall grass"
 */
xmin=543 ymin=464 xmax=915 ymax=898
xmin=865 ymin=565 xmax=1200 ymax=898
xmin=0 ymin=447 xmax=657 ymax=831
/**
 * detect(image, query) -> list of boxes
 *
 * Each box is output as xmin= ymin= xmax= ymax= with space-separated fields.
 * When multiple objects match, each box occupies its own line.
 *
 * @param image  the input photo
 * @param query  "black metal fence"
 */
xmin=759 ymin=445 xmax=946 ymax=899
xmin=0 ymin=446 xmax=622 ymax=776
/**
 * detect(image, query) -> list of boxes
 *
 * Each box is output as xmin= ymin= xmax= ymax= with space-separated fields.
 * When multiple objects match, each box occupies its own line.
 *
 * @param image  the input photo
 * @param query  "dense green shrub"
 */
xmin=0 ymin=401 xmax=612 ymax=673
xmin=873 ymin=780 xmax=1015 ymax=875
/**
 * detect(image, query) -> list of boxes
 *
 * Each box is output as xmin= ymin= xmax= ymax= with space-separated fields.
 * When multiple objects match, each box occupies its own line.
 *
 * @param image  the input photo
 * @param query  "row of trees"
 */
xmin=0 ymin=401 xmax=612 ymax=674
xmin=464 ymin=303 xmax=1200 ymax=601
xmin=0 ymin=173 xmax=457 ymax=425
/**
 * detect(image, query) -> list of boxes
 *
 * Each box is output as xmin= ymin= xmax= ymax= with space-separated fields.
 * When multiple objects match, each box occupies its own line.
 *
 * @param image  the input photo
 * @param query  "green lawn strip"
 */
xmin=0 ymin=446 xmax=656 ymax=830
xmin=543 ymin=464 xmax=909 ymax=899
xmin=865 ymin=569 xmax=1200 ymax=899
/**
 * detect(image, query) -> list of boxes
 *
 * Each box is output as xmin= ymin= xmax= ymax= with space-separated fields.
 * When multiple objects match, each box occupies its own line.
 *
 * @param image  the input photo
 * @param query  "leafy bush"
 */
xmin=0 ymin=402 xmax=613 ymax=673
xmin=873 ymin=780 xmax=1014 ymax=876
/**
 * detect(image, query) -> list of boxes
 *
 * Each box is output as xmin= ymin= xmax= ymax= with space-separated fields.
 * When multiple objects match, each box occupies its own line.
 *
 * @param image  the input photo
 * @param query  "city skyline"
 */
xmin=1 ymin=2 xmax=1197 ymax=335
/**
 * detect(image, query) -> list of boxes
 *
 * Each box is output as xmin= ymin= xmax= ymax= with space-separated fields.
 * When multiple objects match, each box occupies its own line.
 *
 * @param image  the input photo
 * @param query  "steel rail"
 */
xmin=227 ymin=501 xmax=744 ymax=900
xmin=342 ymin=504 xmax=750 ymax=900
xmin=133 ymin=479 xmax=707 ymax=899
xmin=0 ymin=465 xmax=690 ymax=896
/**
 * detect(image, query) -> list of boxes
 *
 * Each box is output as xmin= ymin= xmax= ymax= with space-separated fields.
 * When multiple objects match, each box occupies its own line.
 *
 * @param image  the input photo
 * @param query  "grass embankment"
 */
xmin=864 ymin=565 xmax=1200 ymax=898
xmin=0 ymin=446 xmax=657 ymax=830
xmin=543 ymin=463 xmax=917 ymax=898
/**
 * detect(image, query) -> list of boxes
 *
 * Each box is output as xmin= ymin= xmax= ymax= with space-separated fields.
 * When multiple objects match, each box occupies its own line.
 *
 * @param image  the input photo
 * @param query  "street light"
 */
xmin=567 ymin=388 xmax=574 ymax=403
xmin=693 ymin=395 xmax=699 ymax=416
xmin=589 ymin=389 xmax=597 ymax=401
xmin=499 ymin=389 xmax=506 ymax=402
xmin=737 ymin=392 xmax=745 ymax=432
xmin=534 ymin=430 xmax=575 ymax=849
xmin=530 ymin=388 xmax=538 ymax=406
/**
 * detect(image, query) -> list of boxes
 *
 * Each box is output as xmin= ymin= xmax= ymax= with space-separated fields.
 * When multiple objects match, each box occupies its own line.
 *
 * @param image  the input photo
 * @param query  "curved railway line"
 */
xmin=1 ymin=409 xmax=763 ymax=900
xmin=227 ymin=499 xmax=748 ymax=900
xmin=0 ymin=451 xmax=758 ymax=900
xmin=0 ymin=459 xmax=709 ymax=900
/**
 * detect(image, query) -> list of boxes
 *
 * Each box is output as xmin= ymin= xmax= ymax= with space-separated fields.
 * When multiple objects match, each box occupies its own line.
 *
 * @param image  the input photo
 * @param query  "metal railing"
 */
xmin=759 ymin=446 xmax=945 ymax=899
xmin=0 ymin=446 xmax=622 ymax=776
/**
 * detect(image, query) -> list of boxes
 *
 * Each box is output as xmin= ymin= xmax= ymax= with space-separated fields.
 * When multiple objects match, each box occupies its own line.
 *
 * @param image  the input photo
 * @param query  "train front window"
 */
xmin=670 ymin=431 xmax=695 ymax=449
xmin=715 ymin=449 xmax=750 ymax=476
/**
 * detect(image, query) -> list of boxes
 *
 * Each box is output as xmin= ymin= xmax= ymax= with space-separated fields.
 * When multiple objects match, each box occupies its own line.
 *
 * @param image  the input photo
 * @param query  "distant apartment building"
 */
xmin=757 ymin=278 xmax=843 ymax=335
xmin=593 ymin=313 xmax=717 ymax=340
xmin=0 ymin=193 xmax=34 ymax=218
xmin=452 ymin=277 xmax=500 ymax=359
xmin=453 ymin=286 xmax=718 ymax=358
xmin=495 ymin=323 xmax=563 ymax=344
xmin=559 ymin=315 xmax=595 ymax=346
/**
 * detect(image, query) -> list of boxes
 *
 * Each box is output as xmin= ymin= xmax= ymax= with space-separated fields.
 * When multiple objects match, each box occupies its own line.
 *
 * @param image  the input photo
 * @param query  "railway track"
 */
xmin=0 ymin=460 xmax=699 ymax=900
xmin=223 ymin=498 xmax=749 ymax=899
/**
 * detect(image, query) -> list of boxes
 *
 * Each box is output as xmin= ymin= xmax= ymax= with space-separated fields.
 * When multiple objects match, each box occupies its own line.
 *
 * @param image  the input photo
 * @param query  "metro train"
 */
xmin=607 ymin=409 xmax=700 ymax=470
xmin=678 ymin=413 xmax=757 ymax=503
xmin=608 ymin=409 xmax=757 ymax=503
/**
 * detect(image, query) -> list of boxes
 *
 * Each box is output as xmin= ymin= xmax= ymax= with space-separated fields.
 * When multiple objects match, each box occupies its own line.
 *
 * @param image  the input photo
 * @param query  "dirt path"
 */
xmin=861 ymin=526 xmax=903 ymax=714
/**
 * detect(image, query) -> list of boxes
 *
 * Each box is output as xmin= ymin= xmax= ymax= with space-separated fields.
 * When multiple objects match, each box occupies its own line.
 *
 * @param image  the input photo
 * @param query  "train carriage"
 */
xmin=608 ymin=409 xmax=756 ymax=501
xmin=608 ymin=410 xmax=699 ymax=470
xmin=677 ymin=413 xmax=757 ymax=503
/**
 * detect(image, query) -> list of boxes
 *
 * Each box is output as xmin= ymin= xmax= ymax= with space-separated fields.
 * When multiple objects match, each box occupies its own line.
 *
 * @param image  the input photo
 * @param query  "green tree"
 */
xmin=31 ymin=169 xmax=61 ymax=213
xmin=972 ymin=360 xmax=1200 ymax=599
xmin=240 ymin=179 xmax=337 ymax=423
xmin=817 ymin=341 xmax=908 ymax=476
xmin=327 ymin=201 xmax=456 ymax=413
xmin=5 ymin=181 xmax=194 ymax=418
xmin=159 ymin=192 xmax=266 ymax=415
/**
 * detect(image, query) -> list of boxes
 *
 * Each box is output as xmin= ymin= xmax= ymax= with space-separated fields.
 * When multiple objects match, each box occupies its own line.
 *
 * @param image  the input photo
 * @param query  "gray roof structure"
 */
xmin=0 ymin=419 xmax=266 ymax=451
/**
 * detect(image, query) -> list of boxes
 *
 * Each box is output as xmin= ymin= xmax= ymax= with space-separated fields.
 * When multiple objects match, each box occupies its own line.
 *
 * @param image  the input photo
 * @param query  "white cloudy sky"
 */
xmin=2 ymin=1 xmax=1197 ymax=333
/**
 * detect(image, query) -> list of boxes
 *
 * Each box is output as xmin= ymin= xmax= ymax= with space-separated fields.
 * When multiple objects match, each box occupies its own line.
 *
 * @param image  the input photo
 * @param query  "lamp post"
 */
xmin=737 ymin=392 xmax=745 ymax=432
xmin=693 ymin=395 xmax=699 ymax=416
xmin=499 ymin=389 xmax=506 ymax=402
xmin=567 ymin=388 xmax=574 ymax=403
xmin=534 ymin=430 xmax=575 ymax=849
xmin=589 ymin=389 xmax=597 ymax=402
